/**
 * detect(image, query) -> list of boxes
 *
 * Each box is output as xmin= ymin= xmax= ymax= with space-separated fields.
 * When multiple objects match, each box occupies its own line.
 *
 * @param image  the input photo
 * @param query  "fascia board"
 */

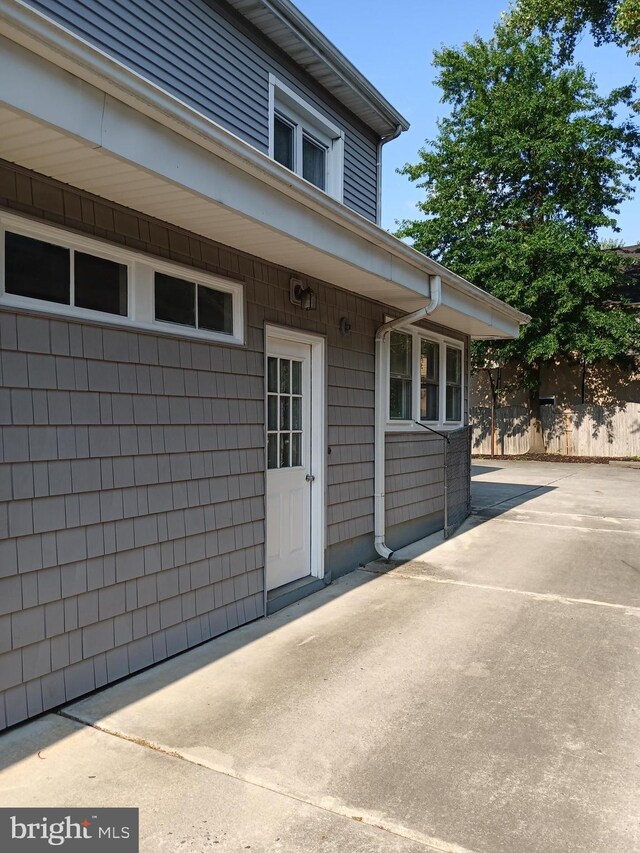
xmin=229 ymin=0 xmax=410 ymax=134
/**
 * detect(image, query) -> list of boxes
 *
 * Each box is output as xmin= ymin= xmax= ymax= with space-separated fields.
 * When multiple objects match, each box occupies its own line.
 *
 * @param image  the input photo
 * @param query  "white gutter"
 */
xmin=374 ymin=276 xmax=443 ymax=560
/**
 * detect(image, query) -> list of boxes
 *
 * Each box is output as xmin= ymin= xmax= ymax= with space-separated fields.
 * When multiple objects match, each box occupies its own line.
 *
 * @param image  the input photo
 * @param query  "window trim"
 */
xmin=384 ymin=324 xmax=465 ymax=431
xmin=268 ymin=74 xmax=344 ymax=201
xmin=0 ymin=212 xmax=245 ymax=345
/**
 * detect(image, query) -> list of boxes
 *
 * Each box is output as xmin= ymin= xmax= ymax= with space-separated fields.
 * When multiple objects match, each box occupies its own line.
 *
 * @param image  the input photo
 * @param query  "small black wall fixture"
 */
xmin=339 ymin=317 xmax=351 ymax=336
xmin=289 ymin=277 xmax=317 ymax=311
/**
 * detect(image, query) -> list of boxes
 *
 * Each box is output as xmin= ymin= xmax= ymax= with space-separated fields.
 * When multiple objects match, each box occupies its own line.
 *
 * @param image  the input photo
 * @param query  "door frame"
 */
xmin=264 ymin=324 xmax=326 ymax=591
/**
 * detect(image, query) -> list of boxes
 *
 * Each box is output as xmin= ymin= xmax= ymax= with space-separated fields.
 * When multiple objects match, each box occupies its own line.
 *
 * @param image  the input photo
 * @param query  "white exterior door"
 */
xmin=266 ymin=334 xmax=314 ymax=590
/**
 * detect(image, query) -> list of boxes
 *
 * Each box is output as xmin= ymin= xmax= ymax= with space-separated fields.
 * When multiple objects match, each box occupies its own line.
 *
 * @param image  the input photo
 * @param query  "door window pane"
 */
xmin=5 ymin=231 xmax=70 ymax=304
xmin=292 ymin=396 xmax=302 ymax=430
xmin=267 ymin=395 xmax=278 ymax=431
xmin=155 ymin=273 xmax=195 ymax=327
xmin=291 ymin=432 xmax=302 ymax=467
xmin=267 ymin=434 xmax=278 ymax=469
xmin=274 ymin=115 xmax=294 ymax=170
xmin=268 ymin=354 xmax=305 ymax=470
xmin=280 ymin=396 xmax=290 ymax=430
xmin=198 ymin=285 xmax=233 ymax=334
xmin=279 ymin=433 xmax=290 ymax=468
xmin=279 ymin=359 xmax=290 ymax=393
xmin=302 ymin=135 xmax=326 ymax=190
xmin=267 ymin=357 xmax=278 ymax=393
xmin=74 ymin=251 xmax=127 ymax=316
xmin=291 ymin=360 xmax=302 ymax=394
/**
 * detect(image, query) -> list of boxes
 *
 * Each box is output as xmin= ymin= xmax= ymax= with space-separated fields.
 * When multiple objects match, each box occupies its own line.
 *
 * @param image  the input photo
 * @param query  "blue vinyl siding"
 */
xmin=25 ymin=0 xmax=380 ymax=221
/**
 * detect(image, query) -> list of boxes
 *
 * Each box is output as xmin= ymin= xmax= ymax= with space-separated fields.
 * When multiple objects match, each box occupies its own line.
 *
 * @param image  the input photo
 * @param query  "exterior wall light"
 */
xmin=290 ymin=277 xmax=317 ymax=310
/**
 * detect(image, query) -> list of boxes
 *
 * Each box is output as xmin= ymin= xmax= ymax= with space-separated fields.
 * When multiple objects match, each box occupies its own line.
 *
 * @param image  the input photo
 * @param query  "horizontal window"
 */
xmin=0 ymin=213 xmax=244 ymax=345
xmin=387 ymin=329 xmax=464 ymax=428
xmin=154 ymin=272 xmax=233 ymax=335
xmin=5 ymin=231 xmax=127 ymax=317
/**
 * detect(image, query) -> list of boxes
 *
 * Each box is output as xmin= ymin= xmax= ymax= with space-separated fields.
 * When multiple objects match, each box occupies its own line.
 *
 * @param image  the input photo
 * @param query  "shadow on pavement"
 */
xmin=0 ymin=468 xmax=555 ymax=772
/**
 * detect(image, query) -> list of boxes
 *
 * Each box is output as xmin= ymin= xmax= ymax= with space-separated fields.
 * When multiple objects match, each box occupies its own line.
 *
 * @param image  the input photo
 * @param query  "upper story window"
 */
xmin=0 ymin=213 xmax=244 ymax=345
xmin=387 ymin=328 xmax=465 ymax=428
xmin=269 ymin=75 xmax=344 ymax=201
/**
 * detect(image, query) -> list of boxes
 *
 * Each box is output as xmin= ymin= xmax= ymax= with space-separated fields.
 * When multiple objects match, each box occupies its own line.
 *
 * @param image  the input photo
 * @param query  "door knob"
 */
xmin=305 ymin=474 xmax=315 ymax=483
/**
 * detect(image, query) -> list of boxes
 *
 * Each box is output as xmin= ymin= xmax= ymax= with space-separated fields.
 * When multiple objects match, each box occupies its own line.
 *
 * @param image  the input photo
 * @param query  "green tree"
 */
xmin=398 ymin=25 xmax=640 ymax=451
xmin=506 ymin=0 xmax=640 ymax=56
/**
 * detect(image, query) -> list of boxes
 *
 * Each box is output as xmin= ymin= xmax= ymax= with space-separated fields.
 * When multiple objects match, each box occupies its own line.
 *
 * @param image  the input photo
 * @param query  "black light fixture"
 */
xmin=290 ymin=276 xmax=317 ymax=311
xmin=339 ymin=317 xmax=351 ymax=336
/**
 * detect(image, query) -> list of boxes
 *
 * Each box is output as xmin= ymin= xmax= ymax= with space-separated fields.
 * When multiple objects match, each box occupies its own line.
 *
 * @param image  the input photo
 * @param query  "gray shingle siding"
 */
xmin=24 ymin=0 xmax=380 ymax=222
xmin=385 ymin=433 xmax=445 ymax=528
xmin=0 ymin=161 xmax=468 ymax=727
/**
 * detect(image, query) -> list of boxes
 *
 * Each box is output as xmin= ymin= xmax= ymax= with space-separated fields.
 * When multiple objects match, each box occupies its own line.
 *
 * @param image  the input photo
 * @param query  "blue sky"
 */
xmin=294 ymin=0 xmax=639 ymax=246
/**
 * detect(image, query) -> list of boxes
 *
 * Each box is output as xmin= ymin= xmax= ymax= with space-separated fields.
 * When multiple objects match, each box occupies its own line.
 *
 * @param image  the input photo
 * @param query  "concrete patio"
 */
xmin=1 ymin=460 xmax=639 ymax=852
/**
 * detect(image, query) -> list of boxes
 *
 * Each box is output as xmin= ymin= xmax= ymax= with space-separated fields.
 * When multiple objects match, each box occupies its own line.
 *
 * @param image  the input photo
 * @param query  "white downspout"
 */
xmin=376 ymin=124 xmax=403 ymax=226
xmin=374 ymin=275 xmax=442 ymax=560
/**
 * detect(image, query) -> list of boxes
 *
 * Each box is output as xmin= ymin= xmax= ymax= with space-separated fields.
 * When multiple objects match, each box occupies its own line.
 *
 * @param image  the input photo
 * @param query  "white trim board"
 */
xmin=264 ymin=324 xmax=326 ymax=593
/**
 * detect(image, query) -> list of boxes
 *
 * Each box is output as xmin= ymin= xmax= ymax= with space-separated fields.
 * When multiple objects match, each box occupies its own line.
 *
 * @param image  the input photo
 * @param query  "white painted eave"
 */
xmin=0 ymin=4 xmax=528 ymax=339
xmin=225 ymin=0 xmax=410 ymax=137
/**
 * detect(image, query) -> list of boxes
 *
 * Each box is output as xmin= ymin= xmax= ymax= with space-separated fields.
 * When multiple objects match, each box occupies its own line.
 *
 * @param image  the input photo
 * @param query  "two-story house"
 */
xmin=0 ymin=0 xmax=527 ymax=728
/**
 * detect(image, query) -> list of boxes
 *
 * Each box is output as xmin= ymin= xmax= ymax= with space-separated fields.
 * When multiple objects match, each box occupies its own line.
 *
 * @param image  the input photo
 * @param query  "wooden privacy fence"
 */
xmin=471 ymin=403 xmax=640 ymax=457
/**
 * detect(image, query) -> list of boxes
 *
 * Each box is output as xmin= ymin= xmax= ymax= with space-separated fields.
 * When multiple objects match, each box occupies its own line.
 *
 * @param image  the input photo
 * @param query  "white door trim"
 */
xmin=264 ymin=324 xmax=326 ymax=589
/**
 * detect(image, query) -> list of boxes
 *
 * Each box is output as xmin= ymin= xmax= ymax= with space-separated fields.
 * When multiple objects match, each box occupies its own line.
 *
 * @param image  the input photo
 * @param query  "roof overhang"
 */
xmin=0 ymin=2 xmax=529 ymax=340
xmin=225 ymin=0 xmax=410 ymax=138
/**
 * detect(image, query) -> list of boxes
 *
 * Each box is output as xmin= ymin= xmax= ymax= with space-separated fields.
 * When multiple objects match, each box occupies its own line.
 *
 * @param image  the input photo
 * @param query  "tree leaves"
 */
xmin=397 ymin=24 xmax=640 ymax=383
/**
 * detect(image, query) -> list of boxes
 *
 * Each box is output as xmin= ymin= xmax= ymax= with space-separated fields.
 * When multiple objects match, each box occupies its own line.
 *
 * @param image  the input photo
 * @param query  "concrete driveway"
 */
xmin=1 ymin=460 xmax=639 ymax=853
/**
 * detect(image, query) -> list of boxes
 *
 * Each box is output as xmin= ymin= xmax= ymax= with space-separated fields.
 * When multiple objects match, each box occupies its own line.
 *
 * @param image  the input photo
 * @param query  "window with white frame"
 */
xmin=269 ymin=75 xmax=344 ymax=200
xmin=0 ymin=213 xmax=244 ymax=345
xmin=387 ymin=329 xmax=464 ymax=427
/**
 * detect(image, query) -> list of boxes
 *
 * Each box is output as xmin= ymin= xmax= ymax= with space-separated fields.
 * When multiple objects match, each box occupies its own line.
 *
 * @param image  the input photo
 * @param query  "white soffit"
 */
xmin=0 ymin=31 xmax=526 ymax=339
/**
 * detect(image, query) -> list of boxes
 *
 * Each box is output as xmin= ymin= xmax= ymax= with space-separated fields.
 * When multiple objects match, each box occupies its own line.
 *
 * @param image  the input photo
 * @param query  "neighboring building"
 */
xmin=0 ymin=0 xmax=525 ymax=728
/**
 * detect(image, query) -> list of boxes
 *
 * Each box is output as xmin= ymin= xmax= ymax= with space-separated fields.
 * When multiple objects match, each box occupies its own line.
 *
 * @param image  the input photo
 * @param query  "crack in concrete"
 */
xmin=56 ymin=709 xmax=479 ymax=853
xmin=358 ymin=569 xmax=640 ymax=614
xmin=475 ymin=516 xmax=640 ymax=535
